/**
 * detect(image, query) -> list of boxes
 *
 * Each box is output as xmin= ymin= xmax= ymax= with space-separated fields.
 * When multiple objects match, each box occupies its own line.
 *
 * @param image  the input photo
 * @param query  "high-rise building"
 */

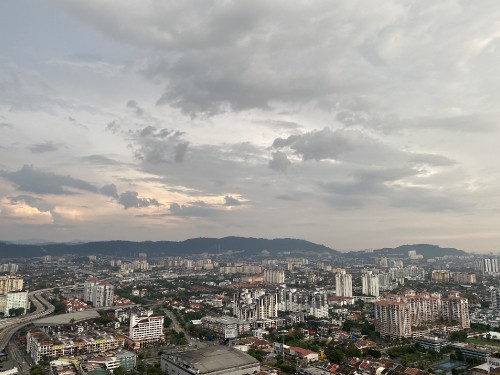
xmin=375 ymin=300 xmax=412 ymax=339
xmin=264 ymin=269 xmax=285 ymax=284
xmin=128 ymin=310 xmax=164 ymax=349
xmin=362 ymin=271 xmax=379 ymax=297
xmin=453 ymin=272 xmax=477 ymax=284
xmin=375 ymin=291 xmax=470 ymax=338
xmin=4 ymin=291 xmax=29 ymax=316
xmin=335 ymin=271 xmax=352 ymax=297
xmin=475 ymin=258 xmax=499 ymax=275
xmin=84 ymin=279 xmax=114 ymax=307
xmin=0 ymin=276 xmax=23 ymax=295
xmin=233 ymin=289 xmax=278 ymax=321
xmin=431 ymin=270 xmax=451 ymax=283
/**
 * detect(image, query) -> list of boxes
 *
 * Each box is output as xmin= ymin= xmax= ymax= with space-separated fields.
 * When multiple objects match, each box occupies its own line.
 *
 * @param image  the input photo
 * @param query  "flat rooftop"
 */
xmin=33 ymin=310 xmax=100 ymax=326
xmin=166 ymin=346 xmax=259 ymax=374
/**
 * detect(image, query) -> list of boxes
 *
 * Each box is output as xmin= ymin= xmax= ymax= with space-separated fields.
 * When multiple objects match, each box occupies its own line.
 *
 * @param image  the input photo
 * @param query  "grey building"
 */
xmin=160 ymin=346 xmax=260 ymax=375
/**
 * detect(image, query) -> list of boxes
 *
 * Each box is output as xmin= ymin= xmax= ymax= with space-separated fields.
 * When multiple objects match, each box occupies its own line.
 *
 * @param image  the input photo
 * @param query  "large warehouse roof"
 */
xmin=33 ymin=310 xmax=100 ymax=326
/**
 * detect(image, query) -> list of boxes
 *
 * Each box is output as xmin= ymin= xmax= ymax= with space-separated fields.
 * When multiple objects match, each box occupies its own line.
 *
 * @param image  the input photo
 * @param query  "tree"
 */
xmin=113 ymin=366 xmax=125 ymax=375
xmin=30 ymin=366 xmax=44 ymax=375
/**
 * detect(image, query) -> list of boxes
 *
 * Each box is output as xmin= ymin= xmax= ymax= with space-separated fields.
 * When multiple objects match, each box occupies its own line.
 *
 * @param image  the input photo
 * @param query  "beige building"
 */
xmin=0 ymin=276 xmax=23 ymax=295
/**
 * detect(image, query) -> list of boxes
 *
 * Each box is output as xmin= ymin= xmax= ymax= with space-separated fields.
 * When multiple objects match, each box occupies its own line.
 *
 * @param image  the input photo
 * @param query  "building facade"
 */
xmin=335 ymin=271 xmax=353 ymax=297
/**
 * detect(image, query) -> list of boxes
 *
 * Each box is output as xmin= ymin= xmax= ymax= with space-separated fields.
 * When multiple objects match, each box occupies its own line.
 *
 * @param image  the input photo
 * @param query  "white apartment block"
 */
xmin=4 ymin=291 xmax=29 ymax=316
xmin=264 ymin=269 xmax=285 ymax=284
xmin=475 ymin=258 xmax=499 ymax=275
xmin=361 ymin=271 xmax=380 ymax=297
xmin=128 ymin=311 xmax=164 ymax=349
xmin=84 ymin=279 xmax=114 ymax=307
xmin=335 ymin=271 xmax=352 ymax=297
xmin=233 ymin=289 xmax=278 ymax=322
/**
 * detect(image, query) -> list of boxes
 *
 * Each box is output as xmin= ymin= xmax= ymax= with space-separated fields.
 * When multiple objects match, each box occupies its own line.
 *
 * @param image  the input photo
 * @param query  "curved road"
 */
xmin=0 ymin=290 xmax=54 ymax=352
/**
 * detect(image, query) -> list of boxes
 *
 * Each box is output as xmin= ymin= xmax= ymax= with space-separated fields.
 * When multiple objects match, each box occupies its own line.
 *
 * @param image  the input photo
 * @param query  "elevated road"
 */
xmin=0 ymin=290 xmax=54 ymax=352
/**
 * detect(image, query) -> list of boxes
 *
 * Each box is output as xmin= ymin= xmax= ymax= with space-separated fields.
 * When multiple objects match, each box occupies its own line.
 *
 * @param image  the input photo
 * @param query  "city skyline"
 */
xmin=1 ymin=1 xmax=500 ymax=253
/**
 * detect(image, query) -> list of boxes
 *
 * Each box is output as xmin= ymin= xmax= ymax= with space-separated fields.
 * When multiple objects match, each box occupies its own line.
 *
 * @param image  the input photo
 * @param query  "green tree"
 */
xmin=29 ymin=366 xmax=44 ymax=375
xmin=113 ymin=366 xmax=125 ymax=375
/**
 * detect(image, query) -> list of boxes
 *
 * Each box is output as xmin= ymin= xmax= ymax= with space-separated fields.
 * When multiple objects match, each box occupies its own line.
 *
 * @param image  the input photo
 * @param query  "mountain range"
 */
xmin=0 ymin=237 xmax=468 ymax=259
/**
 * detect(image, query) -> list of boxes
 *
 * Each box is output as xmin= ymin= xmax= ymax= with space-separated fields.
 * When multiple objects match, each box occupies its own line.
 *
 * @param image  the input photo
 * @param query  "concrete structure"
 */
xmin=375 ymin=291 xmax=470 ymax=338
xmin=335 ymin=271 xmax=352 ymax=297
xmin=233 ymin=289 xmax=278 ymax=322
xmin=161 ymin=346 xmax=260 ymax=375
xmin=127 ymin=310 xmax=164 ymax=349
xmin=361 ymin=271 xmax=379 ymax=297
xmin=0 ymin=276 xmax=23 ymax=295
xmin=453 ymin=272 xmax=477 ymax=284
xmin=200 ymin=316 xmax=251 ymax=339
xmin=375 ymin=300 xmax=412 ymax=339
xmin=26 ymin=329 xmax=124 ymax=363
xmin=476 ymin=258 xmax=499 ymax=275
xmin=83 ymin=279 xmax=114 ymax=308
xmin=415 ymin=336 xmax=448 ymax=352
xmin=4 ymin=291 xmax=29 ymax=316
xmin=264 ymin=269 xmax=285 ymax=284
xmin=431 ymin=270 xmax=451 ymax=283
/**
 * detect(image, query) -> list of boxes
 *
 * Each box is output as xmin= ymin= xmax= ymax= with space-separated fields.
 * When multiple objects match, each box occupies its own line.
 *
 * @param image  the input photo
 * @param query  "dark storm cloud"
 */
xmin=0 ymin=165 xmax=99 ymax=195
xmin=224 ymin=195 xmax=241 ymax=206
xmin=117 ymin=191 xmax=160 ymax=209
xmin=268 ymin=151 xmax=291 ymax=172
xmin=29 ymin=141 xmax=60 ymax=154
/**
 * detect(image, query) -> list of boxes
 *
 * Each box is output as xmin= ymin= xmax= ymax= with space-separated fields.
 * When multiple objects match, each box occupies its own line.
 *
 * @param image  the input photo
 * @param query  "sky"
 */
xmin=1 ymin=1 xmax=500 ymax=252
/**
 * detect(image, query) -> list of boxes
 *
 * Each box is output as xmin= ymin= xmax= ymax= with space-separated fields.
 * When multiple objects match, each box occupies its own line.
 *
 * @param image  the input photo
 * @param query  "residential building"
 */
xmin=361 ymin=271 xmax=379 ymax=297
xmin=233 ymin=289 xmax=278 ymax=322
xmin=200 ymin=316 xmax=251 ymax=338
xmin=83 ymin=279 xmax=114 ymax=308
xmin=264 ymin=269 xmax=285 ymax=284
xmin=127 ymin=310 xmax=164 ymax=349
xmin=431 ymin=270 xmax=451 ymax=283
xmin=0 ymin=276 xmax=23 ymax=295
xmin=335 ymin=271 xmax=352 ymax=297
xmin=374 ymin=300 xmax=412 ymax=339
xmin=4 ymin=291 xmax=29 ymax=316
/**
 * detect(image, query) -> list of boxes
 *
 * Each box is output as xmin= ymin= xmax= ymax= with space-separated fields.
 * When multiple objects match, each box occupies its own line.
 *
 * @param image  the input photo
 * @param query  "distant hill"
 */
xmin=0 ymin=237 xmax=339 ymax=258
xmin=366 ymin=244 xmax=467 ymax=259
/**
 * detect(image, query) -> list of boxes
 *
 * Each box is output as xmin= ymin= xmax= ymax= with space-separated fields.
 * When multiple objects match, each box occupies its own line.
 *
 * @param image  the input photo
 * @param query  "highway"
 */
xmin=0 ymin=290 xmax=54 ymax=353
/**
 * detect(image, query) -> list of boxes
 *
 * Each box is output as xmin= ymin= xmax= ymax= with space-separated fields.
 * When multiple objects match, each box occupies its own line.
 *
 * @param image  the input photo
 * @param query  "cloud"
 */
xmin=105 ymin=120 xmax=120 ymax=134
xmin=8 ymin=195 xmax=54 ymax=212
xmin=80 ymin=155 xmax=122 ymax=165
xmin=100 ymin=184 xmax=119 ymax=199
xmin=224 ymin=195 xmax=242 ymax=206
xmin=132 ymin=126 xmax=189 ymax=163
xmin=0 ymin=123 xmax=12 ymax=128
xmin=117 ymin=191 xmax=160 ymax=209
xmin=272 ymin=128 xmax=370 ymax=161
xmin=126 ymin=99 xmax=144 ymax=116
xmin=0 ymin=165 xmax=99 ymax=195
xmin=269 ymin=151 xmax=291 ymax=172
xmin=169 ymin=201 xmax=218 ymax=217
xmin=174 ymin=142 xmax=189 ymax=163
xmin=29 ymin=141 xmax=61 ymax=154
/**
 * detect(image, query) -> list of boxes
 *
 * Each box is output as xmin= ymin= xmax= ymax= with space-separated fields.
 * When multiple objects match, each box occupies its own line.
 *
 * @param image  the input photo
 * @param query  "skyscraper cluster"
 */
xmin=84 ymin=278 xmax=115 ymax=308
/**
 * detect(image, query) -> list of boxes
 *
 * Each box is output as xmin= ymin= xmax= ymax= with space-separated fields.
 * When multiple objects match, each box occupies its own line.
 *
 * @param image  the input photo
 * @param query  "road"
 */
xmin=164 ymin=309 xmax=202 ymax=346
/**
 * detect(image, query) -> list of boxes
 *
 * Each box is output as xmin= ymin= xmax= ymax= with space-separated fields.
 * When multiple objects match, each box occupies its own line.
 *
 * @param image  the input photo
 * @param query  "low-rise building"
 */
xmin=161 ymin=346 xmax=260 ymax=375
xmin=201 ymin=316 xmax=251 ymax=339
